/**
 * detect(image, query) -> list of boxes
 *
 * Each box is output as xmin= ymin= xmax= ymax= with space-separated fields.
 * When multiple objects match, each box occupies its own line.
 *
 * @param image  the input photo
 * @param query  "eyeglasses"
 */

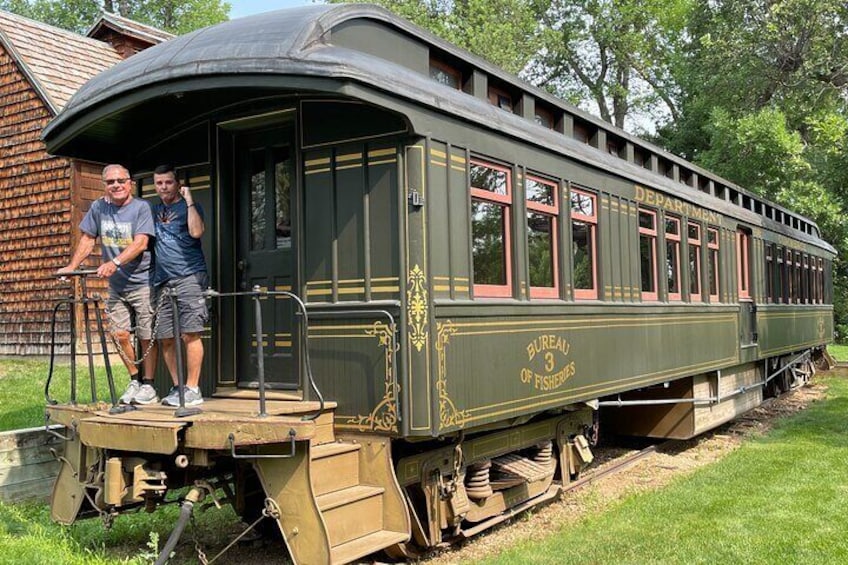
xmin=103 ymin=178 xmax=130 ymax=185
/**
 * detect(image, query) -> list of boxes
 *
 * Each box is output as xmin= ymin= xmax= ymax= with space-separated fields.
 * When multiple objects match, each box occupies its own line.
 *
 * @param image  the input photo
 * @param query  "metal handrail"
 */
xmin=46 ymin=270 xmax=120 ymax=410
xmin=205 ymin=287 xmax=324 ymax=420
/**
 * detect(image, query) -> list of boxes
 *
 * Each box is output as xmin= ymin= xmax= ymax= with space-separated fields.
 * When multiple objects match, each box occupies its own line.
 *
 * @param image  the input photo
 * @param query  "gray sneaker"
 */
xmin=184 ymin=386 xmax=204 ymax=407
xmin=161 ymin=386 xmax=179 ymax=406
xmin=161 ymin=386 xmax=204 ymax=407
xmin=132 ymin=384 xmax=159 ymax=405
xmin=119 ymin=380 xmax=140 ymax=404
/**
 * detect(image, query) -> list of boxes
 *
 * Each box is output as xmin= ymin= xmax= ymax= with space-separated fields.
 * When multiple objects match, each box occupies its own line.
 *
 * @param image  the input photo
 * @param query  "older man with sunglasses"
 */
xmin=58 ymin=164 xmax=158 ymax=405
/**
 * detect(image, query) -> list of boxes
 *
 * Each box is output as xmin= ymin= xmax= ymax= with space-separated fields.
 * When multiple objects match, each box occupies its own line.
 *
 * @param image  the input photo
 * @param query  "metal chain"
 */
xmin=189 ymin=509 xmax=209 ymax=564
xmin=104 ymin=289 xmax=169 ymax=367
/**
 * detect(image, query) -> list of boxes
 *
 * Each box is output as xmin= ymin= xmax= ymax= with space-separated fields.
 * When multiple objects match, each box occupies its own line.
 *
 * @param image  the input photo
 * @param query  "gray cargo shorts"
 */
xmin=106 ymin=285 xmax=154 ymax=340
xmin=155 ymin=272 xmax=209 ymax=338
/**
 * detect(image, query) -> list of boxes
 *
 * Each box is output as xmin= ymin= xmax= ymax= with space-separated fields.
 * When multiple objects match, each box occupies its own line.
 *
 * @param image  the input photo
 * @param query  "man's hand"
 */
xmin=56 ymin=265 xmax=76 ymax=275
xmin=96 ymin=261 xmax=119 ymax=279
xmin=180 ymin=185 xmax=193 ymax=204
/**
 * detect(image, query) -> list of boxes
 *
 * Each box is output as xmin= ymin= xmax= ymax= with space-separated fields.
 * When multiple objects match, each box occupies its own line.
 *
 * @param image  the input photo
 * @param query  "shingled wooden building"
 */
xmin=0 ymin=10 xmax=171 ymax=355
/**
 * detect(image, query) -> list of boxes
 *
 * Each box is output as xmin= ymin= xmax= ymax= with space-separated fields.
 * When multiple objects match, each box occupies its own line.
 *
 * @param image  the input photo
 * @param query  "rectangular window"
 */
xmin=765 ymin=243 xmax=774 ymax=303
xmin=429 ymin=59 xmax=461 ymax=89
xmin=707 ymin=227 xmax=720 ymax=301
xmin=639 ymin=209 xmax=659 ymax=301
xmin=471 ymin=160 xmax=512 ymax=297
xmin=802 ymin=255 xmax=810 ymax=303
xmin=775 ymin=246 xmax=785 ymax=303
xmin=527 ymin=175 xmax=559 ymax=298
xmin=534 ymin=107 xmax=554 ymax=129
xmin=785 ymin=248 xmax=793 ymax=303
xmin=571 ymin=188 xmax=597 ymax=299
xmin=817 ymin=257 xmax=824 ymax=304
xmin=666 ymin=216 xmax=682 ymax=301
xmin=794 ymin=251 xmax=802 ymax=304
xmin=688 ymin=222 xmax=702 ymax=301
xmin=737 ymin=229 xmax=751 ymax=300
xmin=488 ymin=87 xmax=513 ymax=112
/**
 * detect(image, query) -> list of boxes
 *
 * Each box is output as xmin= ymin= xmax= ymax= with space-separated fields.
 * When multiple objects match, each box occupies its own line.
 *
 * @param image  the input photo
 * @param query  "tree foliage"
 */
xmin=327 ymin=0 xmax=547 ymax=75
xmin=0 ymin=0 xmax=229 ymax=34
xmin=529 ymin=0 xmax=691 ymax=130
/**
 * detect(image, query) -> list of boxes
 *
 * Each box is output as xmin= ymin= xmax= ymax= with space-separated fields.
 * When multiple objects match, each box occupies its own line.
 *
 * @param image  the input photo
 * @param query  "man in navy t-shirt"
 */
xmin=151 ymin=164 xmax=209 ymax=407
xmin=58 ymin=164 xmax=159 ymax=405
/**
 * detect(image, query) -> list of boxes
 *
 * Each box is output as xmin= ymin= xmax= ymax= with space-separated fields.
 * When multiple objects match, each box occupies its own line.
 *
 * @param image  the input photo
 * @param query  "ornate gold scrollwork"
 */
xmin=436 ymin=321 xmax=469 ymax=430
xmin=407 ymin=264 xmax=429 ymax=352
xmin=342 ymin=321 xmax=399 ymax=432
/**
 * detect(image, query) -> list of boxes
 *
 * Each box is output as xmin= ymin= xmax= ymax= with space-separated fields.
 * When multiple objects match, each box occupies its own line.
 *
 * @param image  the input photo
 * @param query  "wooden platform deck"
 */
xmin=45 ymin=396 xmax=338 ymax=454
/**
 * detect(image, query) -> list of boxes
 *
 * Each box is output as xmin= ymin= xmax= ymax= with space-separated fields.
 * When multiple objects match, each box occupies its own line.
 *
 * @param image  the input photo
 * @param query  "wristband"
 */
xmin=112 ymin=257 xmax=121 ymax=267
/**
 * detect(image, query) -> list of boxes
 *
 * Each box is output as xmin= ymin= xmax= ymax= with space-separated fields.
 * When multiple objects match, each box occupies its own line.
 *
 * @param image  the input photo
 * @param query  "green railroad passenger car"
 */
xmin=41 ymin=5 xmax=834 ymax=563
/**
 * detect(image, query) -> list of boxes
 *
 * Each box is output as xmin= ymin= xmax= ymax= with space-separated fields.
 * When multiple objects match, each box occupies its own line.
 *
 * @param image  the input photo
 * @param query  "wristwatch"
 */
xmin=112 ymin=257 xmax=122 ymax=267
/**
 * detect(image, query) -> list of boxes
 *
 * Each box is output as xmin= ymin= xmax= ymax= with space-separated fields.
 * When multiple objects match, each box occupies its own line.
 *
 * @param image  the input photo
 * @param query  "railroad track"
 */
xmin=562 ymin=439 xmax=682 ymax=494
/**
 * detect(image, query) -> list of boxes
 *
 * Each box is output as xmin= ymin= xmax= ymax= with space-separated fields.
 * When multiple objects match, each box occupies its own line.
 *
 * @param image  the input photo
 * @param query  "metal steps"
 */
xmin=309 ymin=440 xmax=409 ymax=564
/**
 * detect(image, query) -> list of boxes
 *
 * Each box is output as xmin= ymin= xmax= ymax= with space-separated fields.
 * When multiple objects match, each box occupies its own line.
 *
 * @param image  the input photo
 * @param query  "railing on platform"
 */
xmin=45 ymin=277 xmax=331 ymax=421
xmin=204 ymin=286 xmax=325 ymax=420
xmin=45 ymin=270 xmax=120 ymax=413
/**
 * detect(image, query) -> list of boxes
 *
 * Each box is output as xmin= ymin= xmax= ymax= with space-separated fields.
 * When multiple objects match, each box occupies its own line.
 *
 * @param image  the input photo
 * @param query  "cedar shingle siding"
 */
xmin=0 ymin=10 xmax=169 ymax=355
xmin=0 ymin=43 xmax=72 ymax=355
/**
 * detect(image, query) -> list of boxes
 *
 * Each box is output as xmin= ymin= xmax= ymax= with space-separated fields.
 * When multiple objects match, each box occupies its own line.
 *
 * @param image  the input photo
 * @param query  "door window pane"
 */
xmin=274 ymin=146 xmax=292 ymax=249
xmin=250 ymin=149 xmax=265 ymax=250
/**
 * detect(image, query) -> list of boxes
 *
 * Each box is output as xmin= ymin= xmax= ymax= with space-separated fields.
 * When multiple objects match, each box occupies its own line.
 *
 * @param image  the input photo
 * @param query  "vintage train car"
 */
xmin=41 ymin=4 xmax=834 ymax=563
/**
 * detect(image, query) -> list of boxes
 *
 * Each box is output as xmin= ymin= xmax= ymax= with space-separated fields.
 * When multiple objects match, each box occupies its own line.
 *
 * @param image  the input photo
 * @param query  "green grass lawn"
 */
xmin=2 ymin=359 xmax=848 ymax=564
xmin=0 ymin=358 xmax=127 ymax=431
xmin=479 ymin=372 xmax=848 ymax=565
xmin=827 ymin=343 xmax=848 ymax=362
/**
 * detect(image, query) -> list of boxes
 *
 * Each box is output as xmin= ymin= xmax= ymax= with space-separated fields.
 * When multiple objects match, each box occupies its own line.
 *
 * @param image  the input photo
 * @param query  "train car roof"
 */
xmin=42 ymin=3 xmax=833 ymax=253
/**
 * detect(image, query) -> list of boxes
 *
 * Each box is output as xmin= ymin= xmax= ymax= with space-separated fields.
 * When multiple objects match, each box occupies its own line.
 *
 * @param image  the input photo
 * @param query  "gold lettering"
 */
xmin=544 ymin=352 xmax=555 ymax=372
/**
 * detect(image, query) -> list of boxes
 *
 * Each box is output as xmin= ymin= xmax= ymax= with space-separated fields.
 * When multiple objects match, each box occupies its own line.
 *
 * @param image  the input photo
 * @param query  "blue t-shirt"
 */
xmin=79 ymin=197 xmax=154 ymax=292
xmin=152 ymin=199 xmax=207 ymax=285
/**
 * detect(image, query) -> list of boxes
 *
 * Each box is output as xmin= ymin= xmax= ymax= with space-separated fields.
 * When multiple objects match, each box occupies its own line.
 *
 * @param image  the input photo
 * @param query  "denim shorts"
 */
xmin=154 ymin=272 xmax=209 ymax=338
xmin=106 ymin=285 xmax=154 ymax=340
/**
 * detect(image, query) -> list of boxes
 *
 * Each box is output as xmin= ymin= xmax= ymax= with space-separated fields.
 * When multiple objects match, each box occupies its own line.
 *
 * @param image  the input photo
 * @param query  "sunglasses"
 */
xmin=103 ymin=178 xmax=130 ymax=185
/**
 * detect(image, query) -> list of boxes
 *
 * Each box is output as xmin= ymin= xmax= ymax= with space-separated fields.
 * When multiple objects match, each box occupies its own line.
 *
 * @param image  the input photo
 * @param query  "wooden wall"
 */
xmin=0 ymin=426 xmax=62 ymax=502
xmin=0 ymin=44 xmax=107 ymax=355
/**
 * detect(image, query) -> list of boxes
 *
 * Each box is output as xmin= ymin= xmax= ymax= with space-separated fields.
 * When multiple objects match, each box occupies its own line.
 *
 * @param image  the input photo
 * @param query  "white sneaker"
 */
xmin=119 ymin=380 xmax=140 ymax=404
xmin=132 ymin=384 xmax=159 ymax=405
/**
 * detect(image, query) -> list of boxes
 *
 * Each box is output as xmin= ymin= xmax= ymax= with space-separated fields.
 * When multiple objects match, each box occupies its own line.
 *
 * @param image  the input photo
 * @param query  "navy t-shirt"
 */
xmin=79 ymin=197 xmax=154 ymax=292
xmin=152 ymin=199 xmax=207 ymax=285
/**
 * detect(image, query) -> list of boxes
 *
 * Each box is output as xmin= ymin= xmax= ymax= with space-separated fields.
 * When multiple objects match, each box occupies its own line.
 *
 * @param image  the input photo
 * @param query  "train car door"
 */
xmin=233 ymin=125 xmax=298 ymax=389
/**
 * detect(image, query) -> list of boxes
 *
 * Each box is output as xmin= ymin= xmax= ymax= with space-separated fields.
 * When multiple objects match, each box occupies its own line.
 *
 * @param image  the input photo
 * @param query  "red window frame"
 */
xmin=639 ymin=208 xmax=659 ymax=301
xmin=765 ymin=243 xmax=774 ymax=303
xmin=470 ymin=160 xmax=513 ymax=298
xmin=737 ymin=229 xmax=751 ymax=300
xmin=666 ymin=215 xmax=682 ymax=301
xmin=803 ymin=255 xmax=810 ymax=304
xmin=526 ymin=175 xmax=559 ymax=298
xmin=688 ymin=222 xmax=702 ymax=301
xmin=571 ymin=188 xmax=598 ymax=300
xmin=707 ymin=227 xmax=720 ymax=302
xmin=785 ymin=248 xmax=794 ymax=302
